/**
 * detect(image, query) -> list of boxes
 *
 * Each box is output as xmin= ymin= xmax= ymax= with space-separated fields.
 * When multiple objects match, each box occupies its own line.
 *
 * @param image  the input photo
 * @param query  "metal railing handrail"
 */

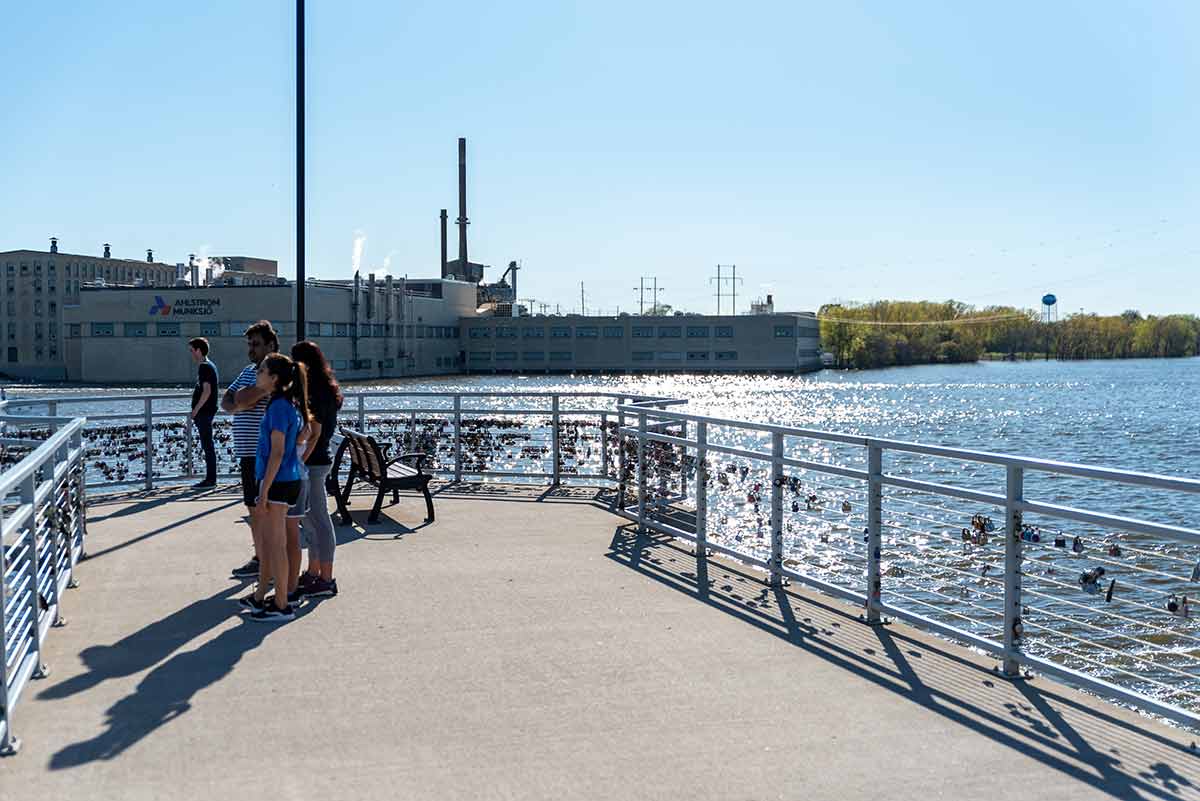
xmin=0 ymin=407 xmax=88 ymax=757
xmin=617 ymin=401 xmax=1200 ymax=494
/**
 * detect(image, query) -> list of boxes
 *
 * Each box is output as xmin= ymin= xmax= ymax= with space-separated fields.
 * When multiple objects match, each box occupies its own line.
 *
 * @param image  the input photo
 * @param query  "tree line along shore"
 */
xmin=819 ymin=301 xmax=1200 ymax=369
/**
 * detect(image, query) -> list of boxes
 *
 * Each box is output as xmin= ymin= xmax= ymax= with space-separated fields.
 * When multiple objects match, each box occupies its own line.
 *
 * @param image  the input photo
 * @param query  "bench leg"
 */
xmin=370 ymin=486 xmax=386 ymax=523
xmin=392 ymin=488 xmax=400 ymax=505
xmin=337 ymin=468 xmax=356 ymax=525
xmin=421 ymin=482 xmax=435 ymax=523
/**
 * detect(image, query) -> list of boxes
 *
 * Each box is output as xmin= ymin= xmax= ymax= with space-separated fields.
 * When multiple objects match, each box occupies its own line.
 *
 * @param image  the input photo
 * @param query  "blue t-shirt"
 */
xmin=255 ymin=396 xmax=304 ymax=482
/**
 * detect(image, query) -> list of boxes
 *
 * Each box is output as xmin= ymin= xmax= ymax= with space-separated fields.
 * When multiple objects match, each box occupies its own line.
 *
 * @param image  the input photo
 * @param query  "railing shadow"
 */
xmin=606 ymin=523 xmax=1200 ymax=801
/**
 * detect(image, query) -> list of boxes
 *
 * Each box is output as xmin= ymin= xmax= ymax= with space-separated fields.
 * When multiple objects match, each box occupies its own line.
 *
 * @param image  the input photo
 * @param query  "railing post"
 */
xmin=600 ymin=412 xmax=609 ymax=479
xmin=0 ymin=499 xmax=15 ymax=755
xmin=47 ymin=401 xmax=58 ymax=434
xmin=453 ymin=395 xmax=463 ymax=484
xmin=185 ymin=411 xmax=195 ymax=478
xmin=696 ymin=420 xmax=708 ymax=557
xmin=143 ymin=397 xmax=153 ymax=490
xmin=551 ymin=396 xmax=561 ymax=487
xmin=769 ymin=432 xmax=784 ymax=587
xmin=636 ymin=411 xmax=647 ymax=531
xmin=356 ymin=394 xmax=366 ymax=431
xmin=865 ymin=444 xmax=884 ymax=624
xmin=23 ymin=474 xmax=48 ymax=679
xmin=1003 ymin=465 xmax=1024 ymax=678
xmin=616 ymin=398 xmax=627 ymax=509
xmin=408 ymin=411 xmax=416 ymax=451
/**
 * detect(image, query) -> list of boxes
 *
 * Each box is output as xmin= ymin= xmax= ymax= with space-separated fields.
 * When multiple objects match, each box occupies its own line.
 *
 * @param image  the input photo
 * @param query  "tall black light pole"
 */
xmin=295 ymin=0 xmax=306 ymax=342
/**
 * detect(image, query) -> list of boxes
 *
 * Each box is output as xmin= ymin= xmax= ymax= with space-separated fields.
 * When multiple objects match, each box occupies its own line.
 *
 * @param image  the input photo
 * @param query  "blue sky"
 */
xmin=3 ymin=1 xmax=1197 ymax=316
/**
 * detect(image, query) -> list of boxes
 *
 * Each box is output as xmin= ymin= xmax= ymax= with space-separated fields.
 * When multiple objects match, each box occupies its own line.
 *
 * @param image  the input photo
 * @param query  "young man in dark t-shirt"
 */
xmin=189 ymin=337 xmax=220 ymax=487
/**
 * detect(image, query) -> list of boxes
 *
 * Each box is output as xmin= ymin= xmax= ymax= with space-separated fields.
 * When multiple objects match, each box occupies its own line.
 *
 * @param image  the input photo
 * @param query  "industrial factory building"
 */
xmin=461 ymin=312 xmax=821 ymax=374
xmin=62 ymin=276 xmax=476 ymax=384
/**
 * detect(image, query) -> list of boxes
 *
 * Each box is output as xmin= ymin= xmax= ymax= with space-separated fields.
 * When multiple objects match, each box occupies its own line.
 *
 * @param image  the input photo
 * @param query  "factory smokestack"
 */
xmin=440 ymin=209 xmax=448 ymax=279
xmin=456 ymin=137 xmax=468 ymax=270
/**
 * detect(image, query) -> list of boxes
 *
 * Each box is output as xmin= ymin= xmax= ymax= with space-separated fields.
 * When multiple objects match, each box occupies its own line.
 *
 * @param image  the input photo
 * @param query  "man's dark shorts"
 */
xmin=240 ymin=457 xmax=257 ymax=508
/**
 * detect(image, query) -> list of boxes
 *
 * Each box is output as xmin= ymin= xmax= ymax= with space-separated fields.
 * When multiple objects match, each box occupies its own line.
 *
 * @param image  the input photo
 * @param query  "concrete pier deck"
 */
xmin=4 ymin=483 xmax=1200 ymax=800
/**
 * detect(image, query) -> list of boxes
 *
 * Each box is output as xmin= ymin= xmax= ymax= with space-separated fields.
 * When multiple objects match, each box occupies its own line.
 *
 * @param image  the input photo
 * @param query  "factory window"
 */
xmin=49 ymin=322 xmax=57 ymax=341
xmin=714 ymin=326 xmax=734 ymax=338
xmin=416 ymin=326 xmax=427 ymax=339
xmin=5 ymin=263 xmax=12 ymax=274
xmin=658 ymin=351 xmax=682 ymax=361
xmin=48 ymin=263 xmax=56 ymax=275
xmin=359 ymin=325 xmax=371 ymax=338
xmin=522 ymin=327 xmax=545 ymax=339
xmin=496 ymin=327 xmax=518 ymax=338
xmin=308 ymin=322 xmax=321 ymax=337
xmin=321 ymin=323 xmax=335 ymax=337
xmin=34 ymin=300 xmax=42 ymax=315
xmin=335 ymin=323 xmax=349 ymax=337
xmin=631 ymin=325 xmax=654 ymax=338
xmin=69 ymin=323 xmax=81 ymax=337
xmin=49 ymin=346 xmax=57 ymax=360
xmin=5 ymin=301 xmax=13 ymax=316
xmin=34 ymin=322 xmax=43 ymax=340
xmin=631 ymin=351 xmax=654 ymax=362
xmin=603 ymin=326 xmax=624 ymax=338
xmin=523 ymin=351 xmax=545 ymax=361
xmin=658 ymin=326 xmax=681 ymax=338
xmin=157 ymin=323 xmax=180 ymax=337
xmin=34 ymin=279 xmax=42 ymax=293
xmin=773 ymin=325 xmax=795 ymax=338
xmin=384 ymin=358 xmax=395 ymax=368
xmin=49 ymin=301 xmax=57 ymax=316
xmin=686 ymin=351 xmax=709 ymax=361
xmin=469 ymin=351 xmax=491 ymax=362
xmin=495 ymin=351 xmax=517 ymax=362
xmin=125 ymin=322 xmax=147 ymax=337
xmin=35 ymin=346 xmax=44 ymax=361
xmin=92 ymin=322 xmax=114 ymax=337
xmin=715 ymin=351 xmax=738 ymax=361
xmin=21 ymin=263 xmax=29 ymax=275
xmin=34 ymin=262 xmax=41 ymax=273
xmin=549 ymin=351 xmax=572 ymax=362
xmin=550 ymin=326 xmax=571 ymax=339
xmin=201 ymin=322 xmax=221 ymax=337
xmin=7 ymin=347 xmax=16 ymax=362
xmin=333 ymin=360 xmax=349 ymax=370
xmin=687 ymin=326 xmax=710 ymax=338
xmin=373 ymin=324 xmax=385 ymax=337
xmin=575 ymin=326 xmax=599 ymax=338
xmin=469 ymin=327 xmax=491 ymax=339
xmin=6 ymin=323 xmax=14 ymax=338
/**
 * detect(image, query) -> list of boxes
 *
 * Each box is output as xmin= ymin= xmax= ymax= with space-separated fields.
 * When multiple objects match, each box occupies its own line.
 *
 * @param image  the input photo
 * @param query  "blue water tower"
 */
xmin=1041 ymin=293 xmax=1058 ymax=323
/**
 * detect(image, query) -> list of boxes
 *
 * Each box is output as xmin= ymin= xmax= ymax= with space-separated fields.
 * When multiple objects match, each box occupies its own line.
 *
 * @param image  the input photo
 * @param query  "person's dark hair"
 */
xmin=290 ymin=340 xmax=344 ymax=410
xmin=187 ymin=337 xmax=209 ymax=357
xmin=244 ymin=320 xmax=279 ymax=353
xmin=260 ymin=353 xmax=311 ymax=423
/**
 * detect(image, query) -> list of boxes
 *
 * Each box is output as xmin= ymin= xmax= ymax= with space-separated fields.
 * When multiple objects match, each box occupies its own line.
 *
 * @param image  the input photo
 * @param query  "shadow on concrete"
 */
xmin=43 ymin=592 xmax=310 ymax=769
xmin=82 ymin=497 xmax=243 ymax=561
xmin=430 ymin=481 xmax=607 ymax=505
xmin=606 ymin=523 xmax=1200 ymax=801
xmin=38 ymin=584 xmax=244 ymax=702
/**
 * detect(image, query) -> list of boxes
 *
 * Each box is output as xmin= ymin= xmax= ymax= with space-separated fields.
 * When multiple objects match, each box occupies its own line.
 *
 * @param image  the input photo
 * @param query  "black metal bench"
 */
xmin=331 ymin=427 xmax=435 ymax=525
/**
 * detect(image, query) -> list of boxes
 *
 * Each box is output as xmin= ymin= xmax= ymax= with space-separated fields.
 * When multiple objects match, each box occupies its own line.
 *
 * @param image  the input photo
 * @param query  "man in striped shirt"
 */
xmin=221 ymin=320 xmax=279 ymax=578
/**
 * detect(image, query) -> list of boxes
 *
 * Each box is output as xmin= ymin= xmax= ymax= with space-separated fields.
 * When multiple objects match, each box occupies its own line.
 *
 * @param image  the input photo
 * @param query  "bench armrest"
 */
xmin=387 ymin=451 xmax=429 ymax=472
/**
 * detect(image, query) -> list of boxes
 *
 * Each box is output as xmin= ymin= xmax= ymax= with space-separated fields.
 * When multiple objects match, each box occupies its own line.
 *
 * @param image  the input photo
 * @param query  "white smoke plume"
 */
xmin=351 ymin=230 xmax=367 ymax=275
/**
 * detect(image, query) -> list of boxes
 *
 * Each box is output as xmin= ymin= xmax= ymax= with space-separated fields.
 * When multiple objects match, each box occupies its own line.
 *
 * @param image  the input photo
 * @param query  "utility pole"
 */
xmin=580 ymin=281 xmax=586 ymax=316
xmin=711 ymin=264 xmax=741 ymax=316
xmin=295 ymin=0 xmax=306 ymax=341
xmin=634 ymin=276 xmax=664 ymax=315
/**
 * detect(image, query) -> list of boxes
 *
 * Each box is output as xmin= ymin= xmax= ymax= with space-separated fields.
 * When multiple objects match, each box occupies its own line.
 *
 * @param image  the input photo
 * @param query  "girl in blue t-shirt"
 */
xmin=243 ymin=353 xmax=311 ymax=622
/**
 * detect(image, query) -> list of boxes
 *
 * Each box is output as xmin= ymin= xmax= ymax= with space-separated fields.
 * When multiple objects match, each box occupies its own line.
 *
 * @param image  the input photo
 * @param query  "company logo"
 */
xmin=148 ymin=296 xmax=172 ymax=316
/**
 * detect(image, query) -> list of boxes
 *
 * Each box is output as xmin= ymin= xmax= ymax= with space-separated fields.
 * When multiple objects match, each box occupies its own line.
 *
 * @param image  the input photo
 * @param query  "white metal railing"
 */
xmin=0 ymin=404 xmax=88 ymax=756
xmin=1 ymin=391 xmax=682 ymax=490
xmin=615 ymin=398 xmax=1200 ymax=730
xmin=5 ymin=389 xmax=1200 ymax=730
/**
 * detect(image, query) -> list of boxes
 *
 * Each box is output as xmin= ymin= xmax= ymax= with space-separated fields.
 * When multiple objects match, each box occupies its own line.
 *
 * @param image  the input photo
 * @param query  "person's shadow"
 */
xmin=48 ymin=614 xmax=274 ymax=769
xmin=39 ymin=585 xmax=242 ymax=702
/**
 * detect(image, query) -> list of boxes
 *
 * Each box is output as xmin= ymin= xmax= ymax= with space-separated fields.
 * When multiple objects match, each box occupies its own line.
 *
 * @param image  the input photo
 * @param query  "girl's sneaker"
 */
xmin=248 ymin=604 xmax=295 ymax=623
xmin=238 ymin=593 xmax=269 ymax=612
xmin=300 ymin=578 xmax=338 ymax=598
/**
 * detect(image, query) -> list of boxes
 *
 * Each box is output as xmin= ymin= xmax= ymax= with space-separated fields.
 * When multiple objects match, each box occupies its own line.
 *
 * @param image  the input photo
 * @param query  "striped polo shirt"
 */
xmin=229 ymin=364 xmax=269 ymax=458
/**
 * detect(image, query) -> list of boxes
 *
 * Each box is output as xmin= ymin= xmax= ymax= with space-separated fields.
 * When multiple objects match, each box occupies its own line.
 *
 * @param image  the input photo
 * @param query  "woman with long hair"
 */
xmin=241 ymin=353 xmax=310 ymax=622
xmin=291 ymin=340 xmax=344 ymax=598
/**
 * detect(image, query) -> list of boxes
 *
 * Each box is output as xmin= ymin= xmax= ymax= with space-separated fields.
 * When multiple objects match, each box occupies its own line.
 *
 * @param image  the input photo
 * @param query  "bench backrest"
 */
xmin=340 ymin=428 xmax=387 ymax=479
